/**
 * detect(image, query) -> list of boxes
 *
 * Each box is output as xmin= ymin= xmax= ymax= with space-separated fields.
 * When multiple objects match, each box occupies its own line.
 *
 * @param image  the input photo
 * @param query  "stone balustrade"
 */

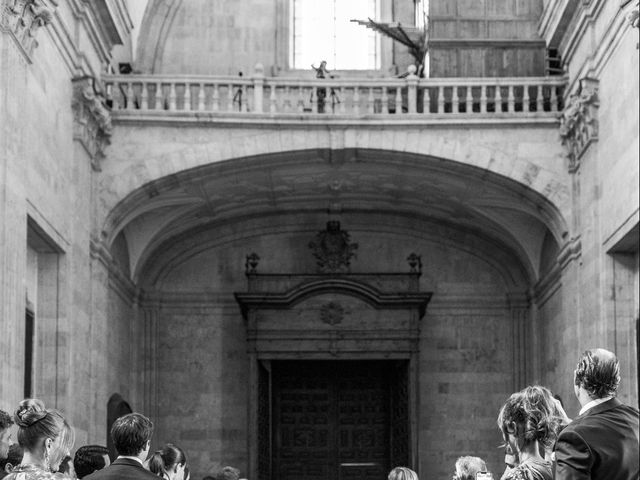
xmin=103 ymin=67 xmax=566 ymax=120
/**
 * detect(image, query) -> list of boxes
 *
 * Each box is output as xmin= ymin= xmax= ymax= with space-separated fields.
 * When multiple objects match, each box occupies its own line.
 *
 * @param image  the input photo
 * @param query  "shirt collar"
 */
xmin=579 ymin=396 xmax=613 ymax=415
xmin=116 ymin=455 xmax=145 ymax=466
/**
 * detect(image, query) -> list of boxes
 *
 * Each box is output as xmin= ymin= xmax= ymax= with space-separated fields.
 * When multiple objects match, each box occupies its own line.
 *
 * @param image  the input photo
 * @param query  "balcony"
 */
xmin=103 ymin=66 xmax=566 ymax=126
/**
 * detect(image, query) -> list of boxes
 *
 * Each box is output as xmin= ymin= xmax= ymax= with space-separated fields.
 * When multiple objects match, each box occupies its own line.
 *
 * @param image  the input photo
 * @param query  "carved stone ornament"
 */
xmin=622 ymin=0 xmax=639 ymax=28
xmin=72 ymin=76 xmax=113 ymax=171
xmin=309 ymin=221 xmax=358 ymax=273
xmin=1 ymin=0 xmax=57 ymax=57
xmin=559 ymin=78 xmax=599 ymax=173
xmin=320 ymin=302 xmax=344 ymax=326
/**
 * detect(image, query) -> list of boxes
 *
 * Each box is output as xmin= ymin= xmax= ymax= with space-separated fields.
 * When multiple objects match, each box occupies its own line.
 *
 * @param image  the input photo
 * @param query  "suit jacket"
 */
xmin=83 ymin=457 xmax=159 ymax=480
xmin=554 ymin=397 xmax=639 ymax=480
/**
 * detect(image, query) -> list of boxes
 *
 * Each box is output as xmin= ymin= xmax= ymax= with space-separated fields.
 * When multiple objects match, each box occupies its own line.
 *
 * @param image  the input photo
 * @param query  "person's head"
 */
xmin=13 ymin=398 xmax=74 ymax=473
xmin=148 ymin=443 xmax=186 ymax=480
xmin=110 ymin=413 xmax=153 ymax=458
xmin=454 ymin=456 xmax=487 ymax=480
xmin=0 ymin=443 xmax=24 ymax=477
xmin=574 ymin=348 xmax=620 ymax=402
xmin=58 ymin=454 xmax=74 ymax=476
xmin=497 ymin=386 xmax=561 ymax=455
xmin=0 ymin=410 xmax=13 ymax=461
xmin=216 ymin=466 xmax=240 ymax=480
xmin=73 ymin=445 xmax=110 ymax=478
xmin=388 ymin=466 xmax=418 ymax=480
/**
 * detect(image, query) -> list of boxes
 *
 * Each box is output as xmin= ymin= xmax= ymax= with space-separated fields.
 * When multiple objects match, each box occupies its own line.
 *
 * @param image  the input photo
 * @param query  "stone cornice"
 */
xmin=72 ymin=75 xmax=113 ymax=171
xmin=1 ymin=0 xmax=58 ymax=62
xmin=557 ymin=235 xmax=582 ymax=270
xmin=559 ymin=77 xmax=599 ymax=173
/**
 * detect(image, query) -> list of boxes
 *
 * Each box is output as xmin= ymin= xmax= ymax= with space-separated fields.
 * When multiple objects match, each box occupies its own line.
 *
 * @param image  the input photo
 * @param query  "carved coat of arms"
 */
xmin=309 ymin=221 xmax=358 ymax=273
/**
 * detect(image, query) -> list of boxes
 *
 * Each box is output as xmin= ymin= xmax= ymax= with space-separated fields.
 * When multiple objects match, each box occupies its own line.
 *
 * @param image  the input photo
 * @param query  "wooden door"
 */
xmin=272 ymin=361 xmax=403 ymax=480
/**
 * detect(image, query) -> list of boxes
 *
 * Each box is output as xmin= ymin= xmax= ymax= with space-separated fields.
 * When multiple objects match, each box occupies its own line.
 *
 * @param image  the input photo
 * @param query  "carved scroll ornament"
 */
xmin=1 ymin=0 xmax=57 ymax=57
xmin=72 ymin=76 xmax=113 ymax=171
xmin=559 ymin=79 xmax=599 ymax=173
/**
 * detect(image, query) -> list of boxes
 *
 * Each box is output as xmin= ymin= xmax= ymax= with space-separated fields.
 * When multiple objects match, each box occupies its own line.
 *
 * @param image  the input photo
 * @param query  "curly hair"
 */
xmin=574 ymin=349 xmax=620 ymax=398
xmin=497 ymin=385 xmax=563 ymax=450
xmin=0 ymin=409 xmax=13 ymax=430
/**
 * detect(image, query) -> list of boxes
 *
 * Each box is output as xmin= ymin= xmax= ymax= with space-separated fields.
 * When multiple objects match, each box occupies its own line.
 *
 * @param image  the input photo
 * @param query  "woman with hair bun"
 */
xmin=497 ymin=386 xmax=562 ymax=480
xmin=5 ymin=398 xmax=75 ymax=480
xmin=148 ymin=444 xmax=186 ymax=480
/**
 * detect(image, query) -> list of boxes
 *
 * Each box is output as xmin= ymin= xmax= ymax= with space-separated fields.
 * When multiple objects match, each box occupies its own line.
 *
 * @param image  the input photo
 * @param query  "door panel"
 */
xmin=272 ymin=361 xmax=399 ymax=480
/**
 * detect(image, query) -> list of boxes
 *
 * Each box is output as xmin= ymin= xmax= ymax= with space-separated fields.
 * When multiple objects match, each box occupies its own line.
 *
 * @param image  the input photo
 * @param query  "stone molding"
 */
xmin=72 ymin=76 xmax=113 ymax=171
xmin=559 ymin=77 xmax=599 ymax=173
xmin=621 ymin=0 xmax=640 ymax=28
xmin=0 ymin=0 xmax=57 ymax=60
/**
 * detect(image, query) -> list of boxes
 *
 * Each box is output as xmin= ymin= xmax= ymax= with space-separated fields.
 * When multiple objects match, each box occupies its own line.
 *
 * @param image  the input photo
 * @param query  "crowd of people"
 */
xmin=0 ymin=348 xmax=638 ymax=480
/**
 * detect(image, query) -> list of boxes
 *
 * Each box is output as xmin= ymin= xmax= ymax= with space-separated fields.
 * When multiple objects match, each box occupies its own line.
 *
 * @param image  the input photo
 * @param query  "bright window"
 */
xmin=291 ymin=0 xmax=380 ymax=70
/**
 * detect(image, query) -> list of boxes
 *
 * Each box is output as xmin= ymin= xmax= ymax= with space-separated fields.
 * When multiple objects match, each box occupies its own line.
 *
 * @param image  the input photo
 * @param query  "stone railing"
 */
xmin=103 ymin=66 xmax=566 ymax=120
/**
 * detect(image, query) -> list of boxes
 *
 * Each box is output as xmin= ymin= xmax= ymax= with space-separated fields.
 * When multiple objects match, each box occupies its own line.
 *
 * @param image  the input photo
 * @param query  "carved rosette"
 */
xmin=72 ymin=76 xmax=113 ymax=171
xmin=559 ymin=79 xmax=599 ymax=173
xmin=1 ymin=0 xmax=57 ymax=57
xmin=309 ymin=221 xmax=358 ymax=273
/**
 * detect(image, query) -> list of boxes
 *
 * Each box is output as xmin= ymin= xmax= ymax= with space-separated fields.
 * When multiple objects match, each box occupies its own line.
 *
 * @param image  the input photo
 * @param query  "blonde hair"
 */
xmin=388 ymin=466 xmax=419 ymax=480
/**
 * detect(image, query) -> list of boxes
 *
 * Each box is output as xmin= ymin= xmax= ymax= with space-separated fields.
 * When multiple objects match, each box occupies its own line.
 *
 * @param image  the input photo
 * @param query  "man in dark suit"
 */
xmin=554 ymin=348 xmax=639 ymax=480
xmin=84 ymin=412 xmax=158 ymax=480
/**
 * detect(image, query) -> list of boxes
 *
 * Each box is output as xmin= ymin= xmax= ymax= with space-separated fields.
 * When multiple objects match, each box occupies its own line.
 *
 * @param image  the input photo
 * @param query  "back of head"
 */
xmin=497 ymin=385 xmax=561 ymax=450
xmin=148 ymin=443 xmax=186 ymax=477
xmin=455 ymin=456 xmax=487 ymax=480
xmin=73 ymin=445 xmax=109 ymax=478
xmin=388 ymin=466 xmax=419 ymax=480
xmin=14 ymin=398 xmax=74 ymax=468
xmin=110 ymin=413 xmax=153 ymax=456
xmin=574 ymin=348 xmax=620 ymax=399
xmin=217 ymin=466 xmax=240 ymax=480
xmin=0 ymin=410 xmax=13 ymax=432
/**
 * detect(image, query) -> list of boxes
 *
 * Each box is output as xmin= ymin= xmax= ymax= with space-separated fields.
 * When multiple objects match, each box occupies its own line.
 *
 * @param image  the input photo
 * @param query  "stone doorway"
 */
xmin=270 ymin=360 xmax=409 ymax=480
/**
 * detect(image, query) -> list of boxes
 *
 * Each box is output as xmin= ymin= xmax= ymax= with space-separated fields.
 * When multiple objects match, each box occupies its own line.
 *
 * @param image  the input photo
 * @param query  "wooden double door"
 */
xmin=269 ymin=360 xmax=409 ymax=480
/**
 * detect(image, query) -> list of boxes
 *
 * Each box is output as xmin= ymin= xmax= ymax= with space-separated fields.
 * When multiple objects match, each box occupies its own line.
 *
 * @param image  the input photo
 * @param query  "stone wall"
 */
xmin=140 ymin=217 xmax=527 ymax=478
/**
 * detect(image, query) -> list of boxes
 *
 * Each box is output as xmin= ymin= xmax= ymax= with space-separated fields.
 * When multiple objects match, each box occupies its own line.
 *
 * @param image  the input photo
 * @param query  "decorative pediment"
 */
xmin=1 ymin=0 xmax=57 ymax=58
xmin=72 ymin=76 xmax=113 ymax=171
xmin=559 ymin=78 xmax=599 ymax=173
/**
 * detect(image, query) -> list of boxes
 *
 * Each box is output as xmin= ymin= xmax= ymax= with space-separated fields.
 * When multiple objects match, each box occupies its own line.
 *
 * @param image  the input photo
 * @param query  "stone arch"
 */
xmin=134 ymin=0 xmax=184 ymax=73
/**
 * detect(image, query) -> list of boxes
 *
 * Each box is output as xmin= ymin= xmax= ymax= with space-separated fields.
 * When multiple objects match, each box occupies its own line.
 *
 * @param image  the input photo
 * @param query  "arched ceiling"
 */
xmin=105 ymin=149 xmax=566 ymax=286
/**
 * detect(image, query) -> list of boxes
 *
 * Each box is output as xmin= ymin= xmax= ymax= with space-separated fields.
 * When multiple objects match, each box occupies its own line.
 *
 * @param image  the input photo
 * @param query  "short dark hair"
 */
xmin=0 ymin=410 xmax=13 ymax=430
xmin=574 ymin=349 xmax=620 ymax=398
xmin=110 ymin=413 xmax=153 ymax=456
xmin=73 ymin=445 xmax=109 ymax=478
xmin=148 ymin=443 xmax=186 ymax=477
xmin=0 ymin=444 xmax=24 ymax=471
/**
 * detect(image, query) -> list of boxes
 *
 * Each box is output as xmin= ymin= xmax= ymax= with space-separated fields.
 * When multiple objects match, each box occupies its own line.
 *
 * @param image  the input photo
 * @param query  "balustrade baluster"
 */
xmin=339 ymin=87 xmax=346 ymax=114
xmin=495 ymin=85 xmax=503 ymax=112
xmin=184 ymin=83 xmax=192 ymax=111
xmin=212 ymin=84 xmax=219 ymax=111
xmin=106 ymin=82 xmax=116 ymax=109
xmin=437 ymin=86 xmax=444 ymax=113
xmin=227 ymin=84 xmax=234 ymax=112
xmin=198 ymin=83 xmax=206 ymax=111
xmin=522 ymin=84 xmax=530 ymax=113
xmin=480 ymin=85 xmax=487 ymax=113
xmin=155 ymin=82 xmax=163 ymax=110
xmin=284 ymin=86 xmax=291 ymax=112
xmin=507 ymin=85 xmax=515 ymax=112
xmin=452 ymin=86 xmax=460 ymax=113
xmin=465 ymin=86 xmax=473 ymax=113
xmin=353 ymin=87 xmax=360 ymax=114
xmin=169 ymin=83 xmax=177 ymax=110
xmin=241 ymin=85 xmax=248 ymax=112
xmin=312 ymin=87 xmax=318 ymax=114
xmin=395 ymin=87 xmax=402 ymax=115
xmin=550 ymin=85 xmax=558 ymax=112
xmin=270 ymin=86 xmax=277 ymax=113
xmin=297 ymin=88 xmax=304 ymax=113
xmin=365 ymin=87 xmax=373 ymax=114
xmin=422 ymin=87 xmax=430 ymax=114
xmin=126 ymin=82 xmax=134 ymax=110
xmin=381 ymin=87 xmax=389 ymax=114
xmin=141 ymin=82 xmax=148 ymax=110
xmin=536 ymin=85 xmax=543 ymax=112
